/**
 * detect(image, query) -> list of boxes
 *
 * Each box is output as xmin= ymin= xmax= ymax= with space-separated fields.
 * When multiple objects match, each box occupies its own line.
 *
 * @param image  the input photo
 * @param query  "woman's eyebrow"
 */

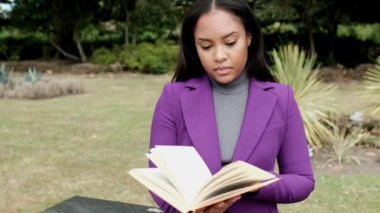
xmin=197 ymin=32 xmax=238 ymax=41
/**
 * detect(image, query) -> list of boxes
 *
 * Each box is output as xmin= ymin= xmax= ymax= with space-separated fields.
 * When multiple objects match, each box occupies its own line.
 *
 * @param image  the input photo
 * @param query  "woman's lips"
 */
xmin=214 ymin=66 xmax=232 ymax=74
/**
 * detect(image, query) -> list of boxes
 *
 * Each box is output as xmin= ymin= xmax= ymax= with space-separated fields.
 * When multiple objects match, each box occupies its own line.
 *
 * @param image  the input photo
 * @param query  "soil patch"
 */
xmin=317 ymin=63 xmax=375 ymax=82
xmin=312 ymin=147 xmax=380 ymax=176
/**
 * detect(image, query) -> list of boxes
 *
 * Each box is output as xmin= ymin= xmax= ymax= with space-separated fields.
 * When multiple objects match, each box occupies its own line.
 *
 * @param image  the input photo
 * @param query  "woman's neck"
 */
xmin=210 ymin=71 xmax=249 ymax=95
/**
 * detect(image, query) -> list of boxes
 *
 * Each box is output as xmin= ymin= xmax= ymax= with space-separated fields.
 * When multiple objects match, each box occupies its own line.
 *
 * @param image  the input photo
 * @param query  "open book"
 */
xmin=128 ymin=146 xmax=279 ymax=212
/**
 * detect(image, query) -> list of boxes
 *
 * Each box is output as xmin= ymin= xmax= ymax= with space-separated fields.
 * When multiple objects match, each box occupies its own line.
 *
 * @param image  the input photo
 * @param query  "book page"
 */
xmin=128 ymin=168 xmax=188 ymax=212
xmin=149 ymin=146 xmax=212 ymax=204
xmin=193 ymin=178 xmax=279 ymax=211
xmin=193 ymin=161 xmax=276 ymax=206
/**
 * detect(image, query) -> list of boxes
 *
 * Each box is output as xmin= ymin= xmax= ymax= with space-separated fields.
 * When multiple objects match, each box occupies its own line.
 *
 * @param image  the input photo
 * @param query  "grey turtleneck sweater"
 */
xmin=210 ymin=72 xmax=249 ymax=163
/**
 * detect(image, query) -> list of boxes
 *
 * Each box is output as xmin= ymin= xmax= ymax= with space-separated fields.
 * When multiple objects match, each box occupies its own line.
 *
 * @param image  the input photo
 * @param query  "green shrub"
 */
xmin=119 ymin=44 xmax=141 ymax=70
xmin=92 ymin=42 xmax=179 ymax=74
xmin=136 ymin=43 xmax=167 ymax=74
xmin=137 ymin=42 xmax=179 ymax=74
xmin=338 ymin=23 xmax=380 ymax=45
xmin=91 ymin=47 xmax=119 ymax=65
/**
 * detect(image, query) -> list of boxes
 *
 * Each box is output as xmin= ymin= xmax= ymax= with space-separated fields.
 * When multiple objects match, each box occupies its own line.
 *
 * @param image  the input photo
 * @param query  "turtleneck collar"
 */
xmin=210 ymin=71 xmax=249 ymax=95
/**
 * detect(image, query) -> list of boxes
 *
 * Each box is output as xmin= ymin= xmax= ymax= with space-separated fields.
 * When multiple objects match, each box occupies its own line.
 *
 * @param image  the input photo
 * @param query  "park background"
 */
xmin=0 ymin=0 xmax=379 ymax=212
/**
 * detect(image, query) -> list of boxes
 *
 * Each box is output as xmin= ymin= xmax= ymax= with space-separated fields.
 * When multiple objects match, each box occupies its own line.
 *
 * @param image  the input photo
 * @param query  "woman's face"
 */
xmin=194 ymin=9 xmax=251 ymax=84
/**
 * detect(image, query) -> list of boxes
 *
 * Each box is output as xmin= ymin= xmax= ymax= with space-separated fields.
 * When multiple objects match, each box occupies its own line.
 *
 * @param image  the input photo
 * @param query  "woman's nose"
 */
xmin=214 ymin=46 xmax=227 ymax=62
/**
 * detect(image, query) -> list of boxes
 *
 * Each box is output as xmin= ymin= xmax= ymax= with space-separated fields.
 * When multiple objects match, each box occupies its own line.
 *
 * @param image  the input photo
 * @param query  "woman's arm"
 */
xmin=149 ymin=84 xmax=181 ymax=213
xmin=253 ymin=86 xmax=315 ymax=203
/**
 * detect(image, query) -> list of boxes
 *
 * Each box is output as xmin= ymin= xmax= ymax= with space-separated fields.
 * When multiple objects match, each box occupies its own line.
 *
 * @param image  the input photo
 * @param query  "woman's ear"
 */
xmin=247 ymin=33 xmax=252 ymax=46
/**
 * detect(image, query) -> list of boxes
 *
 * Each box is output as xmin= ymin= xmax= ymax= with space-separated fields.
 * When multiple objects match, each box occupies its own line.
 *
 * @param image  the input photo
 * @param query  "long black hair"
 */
xmin=172 ymin=0 xmax=276 ymax=82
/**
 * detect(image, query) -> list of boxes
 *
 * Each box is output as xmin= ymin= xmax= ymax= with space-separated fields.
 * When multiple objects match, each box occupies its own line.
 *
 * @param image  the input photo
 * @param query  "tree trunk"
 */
xmin=120 ymin=0 xmax=132 ymax=45
xmin=132 ymin=25 xmax=137 ymax=45
xmin=327 ymin=23 xmax=338 ymax=65
xmin=124 ymin=13 xmax=130 ymax=45
xmin=308 ymin=29 xmax=316 ymax=55
xmin=50 ymin=40 xmax=80 ymax=61
xmin=124 ymin=24 xmax=129 ymax=45
xmin=74 ymin=37 xmax=87 ymax=62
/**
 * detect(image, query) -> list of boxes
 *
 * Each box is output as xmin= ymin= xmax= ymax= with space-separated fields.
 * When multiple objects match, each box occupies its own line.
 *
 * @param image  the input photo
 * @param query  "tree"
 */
xmin=10 ymin=0 xmax=98 ymax=62
xmin=96 ymin=0 xmax=137 ymax=45
xmin=255 ymin=0 xmax=380 ymax=64
xmin=97 ymin=0 xmax=180 ymax=45
xmin=131 ymin=0 xmax=179 ymax=43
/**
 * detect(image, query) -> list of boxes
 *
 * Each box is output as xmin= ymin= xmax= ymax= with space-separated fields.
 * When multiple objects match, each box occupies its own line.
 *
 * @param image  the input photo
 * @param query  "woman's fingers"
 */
xmin=225 ymin=196 xmax=241 ymax=205
xmin=204 ymin=196 xmax=242 ymax=213
xmin=194 ymin=208 xmax=205 ymax=213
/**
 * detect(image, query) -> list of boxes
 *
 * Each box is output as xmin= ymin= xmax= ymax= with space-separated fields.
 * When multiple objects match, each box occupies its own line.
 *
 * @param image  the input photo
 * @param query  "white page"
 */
xmin=150 ymin=146 xmax=212 ymax=204
xmin=129 ymin=168 xmax=187 ymax=212
xmin=146 ymin=152 xmax=183 ymax=197
xmin=195 ymin=178 xmax=280 ymax=210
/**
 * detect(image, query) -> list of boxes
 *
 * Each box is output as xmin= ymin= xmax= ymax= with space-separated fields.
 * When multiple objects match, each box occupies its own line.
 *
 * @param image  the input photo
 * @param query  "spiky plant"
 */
xmin=363 ymin=57 xmax=380 ymax=116
xmin=0 ymin=63 xmax=11 ymax=85
xmin=270 ymin=45 xmax=338 ymax=148
xmin=24 ymin=67 xmax=42 ymax=83
xmin=325 ymin=126 xmax=369 ymax=165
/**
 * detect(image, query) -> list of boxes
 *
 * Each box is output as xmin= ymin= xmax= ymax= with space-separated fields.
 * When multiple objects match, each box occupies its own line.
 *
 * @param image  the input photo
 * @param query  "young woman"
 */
xmin=149 ymin=0 xmax=314 ymax=212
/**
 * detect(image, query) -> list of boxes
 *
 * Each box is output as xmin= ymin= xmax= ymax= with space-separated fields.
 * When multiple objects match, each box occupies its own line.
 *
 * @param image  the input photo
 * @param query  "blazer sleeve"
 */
xmin=252 ymin=86 xmax=315 ymax=203
xmin=148 ymin=83 xmax=181 ymax=213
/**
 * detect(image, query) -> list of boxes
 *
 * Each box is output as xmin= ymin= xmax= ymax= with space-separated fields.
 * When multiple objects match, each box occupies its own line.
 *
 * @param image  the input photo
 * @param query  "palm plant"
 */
xmin=325 ymin=126 xmax=369 ymax=165
xmin=0 ymin=63 xmax=14 ymax=88
xmin=0 ymin=63 xmax=11 ymax=85
xmin=270 ymin=45 xmax=338 ymax=148
xmin=24 ymin=67 xmax=42 ymax=83
xmin=363 ymin=57 xmax=380 ymax=116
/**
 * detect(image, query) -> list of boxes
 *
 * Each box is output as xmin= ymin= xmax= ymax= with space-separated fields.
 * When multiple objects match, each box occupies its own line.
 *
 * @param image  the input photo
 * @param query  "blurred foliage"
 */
xmin=270 ymin=45 xmax=338 ymax=147
xmin=256 ymin=0 xmax=380 ymax=63
xmin=0 ymin=0 xmax=379 ymax=66
xmin=256 ymin=0 xmax=379 ymax=32
xmin=362 ymin=57 xmax=380 ymax=116
xmin=338 ymin=23 xmax=380 ymax=44
xmin=0 ymin=27 xmax=48 ymax=60
xmin=91 ymin=48 xmax=119 ymax=65
xmin=91 ymin=42 xmax=179 ymax=74
xmin=79 ymin=23 xmax=123 ymax=43
xmin=262 ymin=22 xmax=298 ymax=34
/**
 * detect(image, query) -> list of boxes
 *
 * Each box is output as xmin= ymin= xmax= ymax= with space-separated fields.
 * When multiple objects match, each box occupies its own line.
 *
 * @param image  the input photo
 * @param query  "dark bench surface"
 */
xmin=41 ymin=196 xmax=163 ymax=213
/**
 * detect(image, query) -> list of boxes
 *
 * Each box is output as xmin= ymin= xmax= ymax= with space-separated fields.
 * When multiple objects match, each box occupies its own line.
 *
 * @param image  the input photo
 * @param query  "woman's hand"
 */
xmin=194 ymin=196 xmax=241 ymax=213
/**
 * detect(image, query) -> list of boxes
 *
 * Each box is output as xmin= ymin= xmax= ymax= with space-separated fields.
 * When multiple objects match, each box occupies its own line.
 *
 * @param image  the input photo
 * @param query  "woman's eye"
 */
xmin=226 ymin=41 xmax=236 ymax=46
xmin=201 ymin=46 xmax=211 ymax=50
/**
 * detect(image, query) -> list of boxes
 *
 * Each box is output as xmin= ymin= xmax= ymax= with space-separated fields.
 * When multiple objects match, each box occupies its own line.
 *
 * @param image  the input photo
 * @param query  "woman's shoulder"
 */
xmin=161 ymin=80 xmax=190 ymax=96
xmin=253 ymin=80 xmax=292 ymax=96
xmin=162 ymin=75 xmax=207 ymax=94
xmin=253 ymin=79 xmax=297 ymax=104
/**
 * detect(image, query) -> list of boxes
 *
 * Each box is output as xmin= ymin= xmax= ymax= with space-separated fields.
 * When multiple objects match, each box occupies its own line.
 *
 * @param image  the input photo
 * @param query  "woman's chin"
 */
xmin=212 ymin=75 xmax=235 ymax=84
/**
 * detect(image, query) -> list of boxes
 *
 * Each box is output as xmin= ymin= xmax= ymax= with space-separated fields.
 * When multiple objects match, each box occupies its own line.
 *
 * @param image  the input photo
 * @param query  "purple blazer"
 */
xmin=149 ymin=75 xmax=314 ymax=212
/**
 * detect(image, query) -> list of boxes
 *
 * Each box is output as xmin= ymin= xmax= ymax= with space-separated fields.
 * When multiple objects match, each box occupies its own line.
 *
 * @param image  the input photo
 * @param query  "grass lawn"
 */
xmin=0 ymin=73 xmax=379 ymax=212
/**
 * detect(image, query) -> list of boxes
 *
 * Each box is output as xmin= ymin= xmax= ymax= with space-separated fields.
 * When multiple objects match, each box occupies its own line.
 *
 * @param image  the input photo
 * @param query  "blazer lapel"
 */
xmin=232 ymin=80 xmax=278 ymax=162
xmin=180 ymin=75 xmax=222 ymax=174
